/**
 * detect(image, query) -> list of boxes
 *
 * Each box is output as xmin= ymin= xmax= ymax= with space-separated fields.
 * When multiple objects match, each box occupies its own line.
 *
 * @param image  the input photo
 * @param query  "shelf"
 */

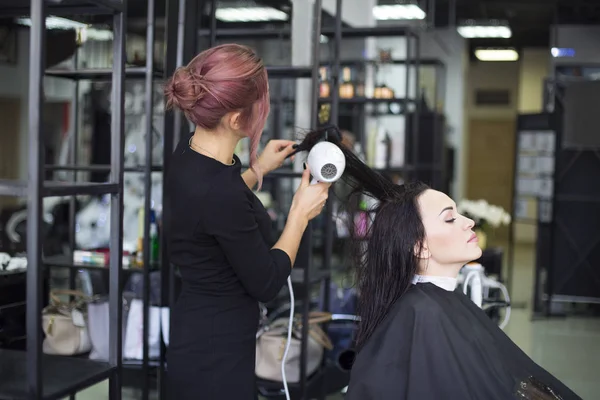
xmin=266 ymin=66 xmax=313 ymax=79
xmin=320 ymin=58 xmax=445 ymax=67
xmin=44 ymin=255 xmax=159 ymax=273
xmin=122 ymin=358 xmax=161 ymax=369
xmin=318 ymin=97 xmax=415 ymax=105
xmin=0 ymin=180 xmax=119 ymax=197
xmin=199 ymin=26 xmax=413 ymax=40
xmin=0 ymin=0 xmax=123 ymax=16
xmin=46 ymin=68 xmax=163 ymax=81
xmin=0 ymin=349 xmax=114 ymax=400
xmin=45 ymin=164 xmax=164 ymax=173
xmin=0 ymin=270 xmax=26 ymax=288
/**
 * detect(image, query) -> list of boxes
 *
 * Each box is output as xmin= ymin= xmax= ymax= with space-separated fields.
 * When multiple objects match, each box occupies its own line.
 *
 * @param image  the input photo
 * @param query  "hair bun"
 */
xmin=164 ymin=67 xmax=206 ymax=111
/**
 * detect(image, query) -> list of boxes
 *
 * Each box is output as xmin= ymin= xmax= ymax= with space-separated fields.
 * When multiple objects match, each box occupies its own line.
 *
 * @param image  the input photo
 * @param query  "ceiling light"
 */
xmin=16 ymin=16 xmax=89 ymax=30
xmin=458 ymin=20 xmax=512 ymax=39
xmin=215 ymin=7 xmax=288 ymax=23
xmin=475 ymin=48 xmax=519 ymax=62
xmin=551 ymin=47 xmax=575 ymax=58
xmin=373 ymin=4 xmax=426 ymax=20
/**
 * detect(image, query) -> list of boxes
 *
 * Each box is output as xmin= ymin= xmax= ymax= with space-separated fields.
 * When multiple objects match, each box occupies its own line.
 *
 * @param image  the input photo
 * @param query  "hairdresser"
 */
xmin=163 ymin=44 xmax=331 ymax=400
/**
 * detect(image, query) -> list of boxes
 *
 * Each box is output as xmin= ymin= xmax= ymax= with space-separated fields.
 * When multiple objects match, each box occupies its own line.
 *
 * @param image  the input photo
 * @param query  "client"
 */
xmin=295 ymin=127 xmax=582 ymax=400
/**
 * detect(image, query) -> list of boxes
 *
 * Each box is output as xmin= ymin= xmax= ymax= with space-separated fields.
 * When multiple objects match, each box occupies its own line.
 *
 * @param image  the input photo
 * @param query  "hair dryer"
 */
xmin=306 ymin=141 xmax=346 ymax=184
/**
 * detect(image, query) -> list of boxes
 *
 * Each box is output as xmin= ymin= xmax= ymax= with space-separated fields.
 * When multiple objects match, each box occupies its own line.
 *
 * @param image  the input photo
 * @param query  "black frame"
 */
xmin=40 ymin=1 xmax=165 ymax=398
xmin=0 ymin=0 xmax=126 ymax=399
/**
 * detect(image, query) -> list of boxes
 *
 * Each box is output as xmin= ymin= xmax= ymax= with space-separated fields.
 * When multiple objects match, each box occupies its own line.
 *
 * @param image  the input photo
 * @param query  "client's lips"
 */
xmin=468 ymin=232 xmax=478 ymax=243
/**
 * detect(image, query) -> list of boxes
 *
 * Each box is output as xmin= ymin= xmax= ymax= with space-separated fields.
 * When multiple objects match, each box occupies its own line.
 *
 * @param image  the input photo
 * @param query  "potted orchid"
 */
xmin=457 ymin=199 xmax=511 ymax=249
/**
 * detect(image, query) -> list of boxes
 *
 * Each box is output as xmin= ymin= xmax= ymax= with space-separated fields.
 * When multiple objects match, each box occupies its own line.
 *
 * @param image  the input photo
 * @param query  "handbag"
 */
xmin=42 ymin=289 xmax=92 ymax=356
xmin=256 ymin=311 xmax=333 ymax=383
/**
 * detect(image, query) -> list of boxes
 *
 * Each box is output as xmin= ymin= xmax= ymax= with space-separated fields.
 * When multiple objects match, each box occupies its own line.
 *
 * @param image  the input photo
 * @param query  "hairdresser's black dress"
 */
xmin=165 ymin=134 xmax=292 ymax=400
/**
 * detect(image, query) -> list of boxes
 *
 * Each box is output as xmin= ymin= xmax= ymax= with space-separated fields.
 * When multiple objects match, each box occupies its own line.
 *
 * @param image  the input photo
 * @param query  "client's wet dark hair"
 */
xmin=294 ymin=125 xmax=430 ymax=350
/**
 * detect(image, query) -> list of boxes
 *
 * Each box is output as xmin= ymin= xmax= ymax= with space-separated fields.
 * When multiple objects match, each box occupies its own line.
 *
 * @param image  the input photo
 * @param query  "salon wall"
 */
xmin=465 ymin=48 xmax=551 ymax=245
xmin=465 ymin=59 xmax=519 ymax=244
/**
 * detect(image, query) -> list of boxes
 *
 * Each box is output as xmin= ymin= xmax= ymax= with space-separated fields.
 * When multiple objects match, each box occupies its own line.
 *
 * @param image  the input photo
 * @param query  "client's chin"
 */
xmin=467 ymin=246 xmax=483 ymax=260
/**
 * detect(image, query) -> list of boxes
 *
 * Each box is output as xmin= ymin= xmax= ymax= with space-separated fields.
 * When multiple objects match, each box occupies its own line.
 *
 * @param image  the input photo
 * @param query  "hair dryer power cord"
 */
xmin=281 ymin=276 xmax=294 ymax=400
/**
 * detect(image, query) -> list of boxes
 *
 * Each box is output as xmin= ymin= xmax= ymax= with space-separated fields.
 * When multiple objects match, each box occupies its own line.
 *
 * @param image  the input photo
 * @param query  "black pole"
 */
xmin=209 ymin=0 xmax=217 ymax=47
xmin=109 ymin=1 xmax=126 ymax=398
xmin=329 ymin=0 xmax=342 ymax=128
xmin=141 ymin=0 xmax=156 ymax=397
xmin=160 ymin=0 xmax=180 ymax=396
xmin=173 ymin=0 xmax=187 ymax=146
xmin=429 ymin=0 xmax=436 ymax=29
xmin=299 ymin=1 xmax=322 ymax=397
xmin=26 ymin=0 xmax=46 ymax=397
xmin=68 ymin=48 xmax=79 ymax=300
xmin=449 ymin=0 xmax=456 ymax=28
xmin=414 ymin=32 xmax=421 ymax=183
xmin=68 ymin=49 xmax=79 ymax=400
xmin=319 ymin=2 xmax=341 ymax=397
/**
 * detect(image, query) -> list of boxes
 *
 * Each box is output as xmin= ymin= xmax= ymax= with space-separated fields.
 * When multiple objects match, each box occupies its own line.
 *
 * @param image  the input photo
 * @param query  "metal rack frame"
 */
xmin=39 ymin=1 xmax=163 ymax=399
xmin=0 ymin=1 xmax=126 ymax=399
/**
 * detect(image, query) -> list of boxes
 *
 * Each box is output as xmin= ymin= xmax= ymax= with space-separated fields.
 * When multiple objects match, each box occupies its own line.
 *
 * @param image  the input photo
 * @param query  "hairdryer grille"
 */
xmin=321 ymin=163 xmax=338 ymax=180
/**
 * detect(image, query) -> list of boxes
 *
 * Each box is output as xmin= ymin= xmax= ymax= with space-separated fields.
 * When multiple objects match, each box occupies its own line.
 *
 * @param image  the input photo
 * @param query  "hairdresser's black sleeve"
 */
xmin=200 ymin=182 xmax=291 ymax=303
xmin=345 ymin=283 xmax=582 ymax=400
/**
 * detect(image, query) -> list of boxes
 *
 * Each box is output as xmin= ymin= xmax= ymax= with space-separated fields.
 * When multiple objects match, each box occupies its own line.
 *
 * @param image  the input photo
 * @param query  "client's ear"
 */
xmin=414 ymin=241 xmax=431 ymax=259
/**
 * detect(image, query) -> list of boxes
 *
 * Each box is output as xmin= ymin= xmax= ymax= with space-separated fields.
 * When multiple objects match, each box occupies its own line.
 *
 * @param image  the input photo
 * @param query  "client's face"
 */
xmin=417 ymin=189 xmax=482 ymax=272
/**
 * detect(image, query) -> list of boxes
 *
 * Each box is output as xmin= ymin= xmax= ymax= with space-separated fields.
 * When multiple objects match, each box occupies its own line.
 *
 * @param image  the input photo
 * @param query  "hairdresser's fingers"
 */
xmin=270 ymin=140 xmax=296 ymax=152
xmin=280 ymin=143 xmax=297 ymax=158
xmin=299 ymin=166 xmax=311 ymax=188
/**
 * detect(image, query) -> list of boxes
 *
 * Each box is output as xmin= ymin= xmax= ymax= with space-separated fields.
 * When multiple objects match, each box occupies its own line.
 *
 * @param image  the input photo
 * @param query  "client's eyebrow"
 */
xmin=439 ymin=206 xmax=453 ymax=216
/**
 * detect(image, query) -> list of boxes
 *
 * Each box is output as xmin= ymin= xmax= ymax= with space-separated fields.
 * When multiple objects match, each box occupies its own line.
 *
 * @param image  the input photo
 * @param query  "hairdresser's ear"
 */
xmin=414 ymin=241 xmax=431 ymax=260
xmin=226 ymin=111 xmax=243 ymax=131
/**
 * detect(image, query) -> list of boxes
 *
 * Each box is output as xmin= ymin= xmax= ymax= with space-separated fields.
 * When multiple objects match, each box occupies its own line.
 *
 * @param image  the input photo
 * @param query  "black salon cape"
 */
xmin=345 ymin=282 xmax=582 ymax=400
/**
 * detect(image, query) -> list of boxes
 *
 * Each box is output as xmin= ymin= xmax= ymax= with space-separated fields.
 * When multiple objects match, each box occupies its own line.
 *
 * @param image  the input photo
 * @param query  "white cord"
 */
xmin=281 ymin=276 xmax=294 ymax=400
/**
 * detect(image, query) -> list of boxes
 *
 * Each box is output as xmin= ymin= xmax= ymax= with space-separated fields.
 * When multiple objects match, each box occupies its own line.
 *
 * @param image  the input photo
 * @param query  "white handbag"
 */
xmin=42 ymin=290 xmax=92 ymax=356
xmin=255 ymin=312 xmax=333 ymax=383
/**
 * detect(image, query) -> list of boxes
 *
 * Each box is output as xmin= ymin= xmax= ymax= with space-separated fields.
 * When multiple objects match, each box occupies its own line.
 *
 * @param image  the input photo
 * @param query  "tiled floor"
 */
xmin=69 ymin=243 xmax=599 ymax=399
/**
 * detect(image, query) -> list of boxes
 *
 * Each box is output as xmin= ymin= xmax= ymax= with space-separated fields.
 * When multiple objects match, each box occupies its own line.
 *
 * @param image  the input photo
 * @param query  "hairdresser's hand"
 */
xmin=290 ymin=166 xmax=331 ymax=223
xmin=257 ymin=140 xmax=297 ymax=175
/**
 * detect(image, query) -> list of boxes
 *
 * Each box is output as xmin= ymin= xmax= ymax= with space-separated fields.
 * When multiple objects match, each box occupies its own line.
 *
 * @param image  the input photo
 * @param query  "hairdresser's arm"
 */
xmin=271 ymin=209 xmax=307 ymax=267
xmin=202 ymin=185 xmax=299 ymax=303
xmin=241 ymin=140 xmax=296 ymax=190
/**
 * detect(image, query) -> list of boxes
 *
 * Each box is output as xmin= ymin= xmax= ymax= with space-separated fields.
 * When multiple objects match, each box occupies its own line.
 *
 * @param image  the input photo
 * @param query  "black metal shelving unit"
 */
xmin=37 ymin=0 xmax=165 ymax=399
xmin=0 ymin=1 xmax=127 ymax=399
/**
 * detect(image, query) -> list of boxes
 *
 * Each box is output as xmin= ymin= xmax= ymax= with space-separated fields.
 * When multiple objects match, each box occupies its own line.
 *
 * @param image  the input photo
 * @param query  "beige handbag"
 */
xmin=256 ymin=312 xmax=333 ymax=383
xmin=42 ymin=289 xmax=92 ymax=356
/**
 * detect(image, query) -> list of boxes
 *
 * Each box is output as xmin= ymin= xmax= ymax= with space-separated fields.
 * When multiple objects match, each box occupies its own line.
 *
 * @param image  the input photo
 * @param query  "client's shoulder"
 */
xmin=390 ymin=284 xmax=446 ymax=319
